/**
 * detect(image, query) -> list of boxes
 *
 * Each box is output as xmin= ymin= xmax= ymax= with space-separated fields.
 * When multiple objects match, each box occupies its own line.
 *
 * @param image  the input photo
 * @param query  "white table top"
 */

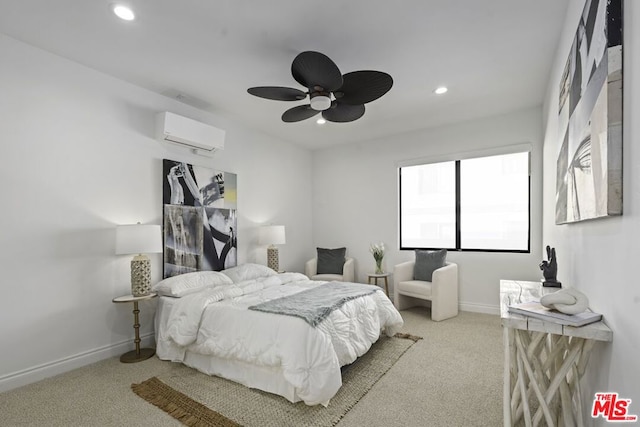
xmin=367 ymin=272 xmax=391 ymax=277
xmin=112 ymin=293 xmax=158 ymax=303
xmin=500 ymin=280 xmax=612 ymax=342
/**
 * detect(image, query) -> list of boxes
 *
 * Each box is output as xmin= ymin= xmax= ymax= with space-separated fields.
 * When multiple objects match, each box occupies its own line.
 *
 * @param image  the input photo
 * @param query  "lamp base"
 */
xmin=120 ymin=348 xmax=155 ymax=363
xmin=131 ymin=254 xmax=152 ymax=296
xmin=267 ymin=247 xmax=279 ymax=272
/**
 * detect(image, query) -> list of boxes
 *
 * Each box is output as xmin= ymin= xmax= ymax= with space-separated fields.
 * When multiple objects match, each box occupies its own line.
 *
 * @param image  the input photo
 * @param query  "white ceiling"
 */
xmin=0 ymin=1 xmax=568 ymax=150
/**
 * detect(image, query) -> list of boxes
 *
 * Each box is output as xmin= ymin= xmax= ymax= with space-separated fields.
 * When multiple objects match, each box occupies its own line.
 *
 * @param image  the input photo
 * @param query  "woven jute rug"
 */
xmin=132 ymin=333 xmax=421 ymax=427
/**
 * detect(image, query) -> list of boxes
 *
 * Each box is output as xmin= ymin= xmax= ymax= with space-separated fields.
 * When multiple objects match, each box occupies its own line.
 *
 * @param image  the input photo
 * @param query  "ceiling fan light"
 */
xmin=112 ymin=4 xmax=135 ymax=21
xmin=310 ymin=94 xmax=331 ymax=111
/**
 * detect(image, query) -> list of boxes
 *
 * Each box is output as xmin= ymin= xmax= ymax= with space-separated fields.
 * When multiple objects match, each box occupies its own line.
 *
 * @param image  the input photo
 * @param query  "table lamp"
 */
xmin=116 ymin=223 xmax=162 ymax=296
xmin=259 ymin=225 xmax=286 ymax=271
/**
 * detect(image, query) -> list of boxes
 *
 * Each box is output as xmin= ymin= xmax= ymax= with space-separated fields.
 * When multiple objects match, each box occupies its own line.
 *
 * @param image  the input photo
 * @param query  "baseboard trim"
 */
xmin=0 ymin=333 xmax=155 ymax=393
xmin=460 ymin=302 xmax=500 ymax=315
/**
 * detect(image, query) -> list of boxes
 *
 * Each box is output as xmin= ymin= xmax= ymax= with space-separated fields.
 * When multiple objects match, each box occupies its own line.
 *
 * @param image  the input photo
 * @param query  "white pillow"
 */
xmin=221 ymin=263 xmax=277 ymax=283
xmin=152 ymin=271 xmax=233 ymax=297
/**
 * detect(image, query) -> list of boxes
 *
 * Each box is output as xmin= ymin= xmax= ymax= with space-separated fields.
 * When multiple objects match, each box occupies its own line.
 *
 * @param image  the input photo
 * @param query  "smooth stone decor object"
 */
xmin=539 ymin=245 xmax=561 ymax=287
xmin=540 ymin=288 xmax=589 ymax=315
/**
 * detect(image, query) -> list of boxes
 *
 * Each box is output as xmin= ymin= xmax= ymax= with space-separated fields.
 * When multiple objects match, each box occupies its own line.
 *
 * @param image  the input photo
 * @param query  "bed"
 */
xmin=154 ymin=263 xmax=404 ymax=406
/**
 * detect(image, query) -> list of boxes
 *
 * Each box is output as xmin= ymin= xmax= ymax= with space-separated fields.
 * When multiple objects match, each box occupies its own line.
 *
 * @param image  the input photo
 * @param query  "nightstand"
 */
xmin=112 ymin=293 xmax=157 ymax=363
xmin=367 ymin=272 xmax=391 ymax=296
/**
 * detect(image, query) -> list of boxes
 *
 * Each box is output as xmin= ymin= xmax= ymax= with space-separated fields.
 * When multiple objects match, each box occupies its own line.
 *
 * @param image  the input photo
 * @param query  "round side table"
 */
xmin=367 ymin=273 xmax=391 ymax=296
xmin=112 ymin=293 xmax=157 ymax=363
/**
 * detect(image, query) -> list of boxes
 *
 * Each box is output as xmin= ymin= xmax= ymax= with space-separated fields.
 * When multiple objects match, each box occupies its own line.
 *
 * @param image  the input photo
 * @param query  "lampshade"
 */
xmin=259 ymin=225 xmax=286 ymax=246
xmin=115 ymin=224 xmax=162 ymax=255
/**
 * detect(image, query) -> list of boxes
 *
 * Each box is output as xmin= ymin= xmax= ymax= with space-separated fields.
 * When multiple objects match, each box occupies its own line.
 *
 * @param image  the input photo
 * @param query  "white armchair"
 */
xmin=305 ymin=257 xmax=355 ymax=282
xmin=393 ymin=261 xmax=458 ymax=321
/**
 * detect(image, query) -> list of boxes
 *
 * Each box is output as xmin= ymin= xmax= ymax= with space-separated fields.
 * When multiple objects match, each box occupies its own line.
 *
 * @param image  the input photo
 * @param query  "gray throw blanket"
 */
xmin=248 ymin=282 xmax=380 ymax=327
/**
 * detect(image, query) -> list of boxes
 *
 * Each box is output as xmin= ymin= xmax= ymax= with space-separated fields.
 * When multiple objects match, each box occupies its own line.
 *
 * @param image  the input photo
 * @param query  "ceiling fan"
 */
xmin=247 ymin=51 xmax=393 ymax=123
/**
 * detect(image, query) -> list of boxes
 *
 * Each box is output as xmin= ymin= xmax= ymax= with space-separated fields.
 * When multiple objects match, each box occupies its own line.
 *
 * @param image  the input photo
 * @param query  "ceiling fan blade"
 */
xmin=247 ymin=86 xmax=307 ymax=101
xmin=282 ymin=105 xmax=320 ymax=122
xmin=335 ymin=71 xmax=393 ymax=105
xmin=291 ymin=51 xmax=343 ymax=91
xmin=322 ymin=101 xmax=365 ymax=123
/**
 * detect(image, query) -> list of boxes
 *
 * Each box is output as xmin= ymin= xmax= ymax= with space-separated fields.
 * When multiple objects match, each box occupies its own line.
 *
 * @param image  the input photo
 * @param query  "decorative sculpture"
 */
xmin=540 ymin=288 xmax=589 ymax=314
xmin=539 ymin=245 xmax=562 ymax=287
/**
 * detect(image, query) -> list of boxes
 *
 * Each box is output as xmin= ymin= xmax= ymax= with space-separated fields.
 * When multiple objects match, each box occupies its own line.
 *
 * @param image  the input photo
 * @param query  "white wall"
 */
xmin=312 ymin=107 xmax=544 ymax=313
xmin=0 ymin=34 xmax=313 ymax=391
xmin=541 ymin=0 xmax=640 ymax=416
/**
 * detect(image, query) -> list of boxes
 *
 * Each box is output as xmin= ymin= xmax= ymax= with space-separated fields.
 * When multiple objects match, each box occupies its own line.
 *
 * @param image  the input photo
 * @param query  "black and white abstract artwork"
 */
xmin=556 ymin=0 xmax=622 ymax=224
xmin=163 ymin=159 xmax=237 ymax=277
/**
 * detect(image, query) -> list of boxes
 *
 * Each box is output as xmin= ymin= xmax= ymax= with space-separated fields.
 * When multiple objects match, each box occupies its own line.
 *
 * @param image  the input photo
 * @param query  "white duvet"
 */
xmin=155 ymin=271 xmax=404 ymax=406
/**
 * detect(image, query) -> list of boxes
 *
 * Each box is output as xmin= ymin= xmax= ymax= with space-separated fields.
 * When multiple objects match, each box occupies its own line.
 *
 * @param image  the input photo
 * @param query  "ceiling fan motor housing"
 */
xmin=309 ymin=90 xmax=332 ymax=111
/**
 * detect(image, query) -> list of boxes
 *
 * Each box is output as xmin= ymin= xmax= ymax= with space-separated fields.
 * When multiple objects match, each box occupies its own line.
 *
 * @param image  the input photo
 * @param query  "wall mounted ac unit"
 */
xmin=156 ymin=111 xmax=225 ymax=152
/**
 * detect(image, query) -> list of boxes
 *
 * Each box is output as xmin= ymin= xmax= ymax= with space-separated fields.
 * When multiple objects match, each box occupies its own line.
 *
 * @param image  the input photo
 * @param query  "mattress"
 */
xmin=154 ymin=265 xmax=403 ymax=406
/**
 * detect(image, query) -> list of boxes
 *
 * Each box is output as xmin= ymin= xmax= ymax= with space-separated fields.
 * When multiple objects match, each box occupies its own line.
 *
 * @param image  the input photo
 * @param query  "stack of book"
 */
xmin=508 ymin=300 xmax=602 ymax=327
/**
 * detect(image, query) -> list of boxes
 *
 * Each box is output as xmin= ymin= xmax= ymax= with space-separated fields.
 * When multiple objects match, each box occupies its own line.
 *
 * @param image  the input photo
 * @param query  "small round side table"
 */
xmin=367 ymin=272 xmax=391 ymax=296
xmin=112 ymin=293 xmax=157 ymax=363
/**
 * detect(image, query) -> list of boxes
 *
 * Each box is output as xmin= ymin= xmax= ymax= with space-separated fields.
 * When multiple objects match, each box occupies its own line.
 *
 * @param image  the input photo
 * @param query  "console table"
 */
xmin=500 ymin=280 xmax=612 ymax=427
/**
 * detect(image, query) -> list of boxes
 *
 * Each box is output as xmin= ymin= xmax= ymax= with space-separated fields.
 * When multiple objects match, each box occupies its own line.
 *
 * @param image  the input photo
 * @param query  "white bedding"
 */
xmin=154 ymin=268 xmax=404 ymax=406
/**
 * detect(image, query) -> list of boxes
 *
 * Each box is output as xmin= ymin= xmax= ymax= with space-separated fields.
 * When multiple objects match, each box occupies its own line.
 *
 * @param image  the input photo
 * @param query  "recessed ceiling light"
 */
xmin=112 ymin=4 xmax=135 ymax=21
xmin=434 ymin=86 xmax=448 ymax=95
xmin=316 ymin=118 xmax=326 ymax=125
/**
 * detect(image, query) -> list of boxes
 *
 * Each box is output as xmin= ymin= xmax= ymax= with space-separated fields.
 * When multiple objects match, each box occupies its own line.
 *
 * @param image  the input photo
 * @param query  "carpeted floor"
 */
xmin=0 ymin=309 xmax=503 ymax=427
xmin=132 ymin=334 xmax=419 ymax=427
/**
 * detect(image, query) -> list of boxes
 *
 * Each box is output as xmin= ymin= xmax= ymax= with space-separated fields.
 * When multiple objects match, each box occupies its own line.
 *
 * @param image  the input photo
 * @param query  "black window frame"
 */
xmin=399 ymin=152 xmax=531 ymax=253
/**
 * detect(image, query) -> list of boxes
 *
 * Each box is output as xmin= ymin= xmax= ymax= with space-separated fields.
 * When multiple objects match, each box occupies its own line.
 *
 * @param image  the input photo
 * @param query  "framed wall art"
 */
xmin=162 ymin=159 xmax=237 ymax=277
xmin=555 ymin=0 xmax=622 ymax=224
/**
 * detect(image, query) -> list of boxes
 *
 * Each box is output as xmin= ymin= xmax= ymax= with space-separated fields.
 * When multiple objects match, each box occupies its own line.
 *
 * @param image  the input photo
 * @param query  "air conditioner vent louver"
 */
xmin=156 ymin=112 xmax=225 ymax=152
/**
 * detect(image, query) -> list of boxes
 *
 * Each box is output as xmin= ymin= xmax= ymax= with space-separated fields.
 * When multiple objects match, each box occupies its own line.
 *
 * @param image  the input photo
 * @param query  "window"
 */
xmin=399 ymin=151 xmax=530 ymax=252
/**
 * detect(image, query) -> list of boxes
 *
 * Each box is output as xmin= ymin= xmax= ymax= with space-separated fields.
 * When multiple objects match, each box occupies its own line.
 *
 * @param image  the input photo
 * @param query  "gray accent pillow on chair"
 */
xmin=413 ymin=249 xmax=447 ymax=281
xmin=317 ymin=247 xmax=346 ymax=274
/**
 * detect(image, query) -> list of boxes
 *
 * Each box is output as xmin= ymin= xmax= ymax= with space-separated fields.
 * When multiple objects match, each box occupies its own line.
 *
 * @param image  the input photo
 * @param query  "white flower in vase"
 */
xmin=369 ymin=242 xmax=385 ymax=274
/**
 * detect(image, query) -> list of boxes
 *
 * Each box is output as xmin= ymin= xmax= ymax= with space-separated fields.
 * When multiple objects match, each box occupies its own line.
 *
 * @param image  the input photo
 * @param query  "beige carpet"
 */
xmin=132 ymin=334 xmax=420 ymax=427
xmin=0 ymin=309 xmax=504 ymax=427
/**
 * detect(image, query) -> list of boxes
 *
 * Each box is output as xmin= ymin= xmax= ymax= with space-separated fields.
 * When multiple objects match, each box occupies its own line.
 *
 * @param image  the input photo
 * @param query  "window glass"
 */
xmin=460 ymin=153 xmax=529 ymax=250
xmin=400 ymin=161 xmax=455 ymax=248
xmin=399 ymin=151 xmax=529 ymax=252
